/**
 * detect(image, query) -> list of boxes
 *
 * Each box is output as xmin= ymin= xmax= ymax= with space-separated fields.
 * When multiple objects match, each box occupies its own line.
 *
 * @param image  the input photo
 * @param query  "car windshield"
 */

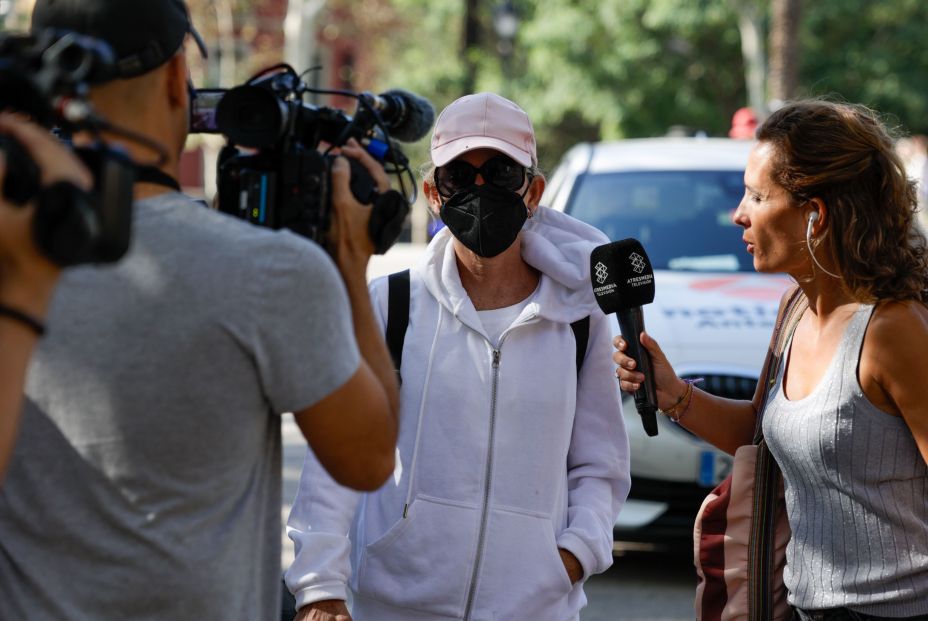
xmin=565 ymin=170 xmax=752 ymax=272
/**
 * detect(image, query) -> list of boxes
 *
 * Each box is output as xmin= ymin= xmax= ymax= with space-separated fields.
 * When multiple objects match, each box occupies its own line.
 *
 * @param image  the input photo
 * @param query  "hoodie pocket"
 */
xmin=473 ymin=507 xmax=574 ymax=620
xmin=356 ymin=494 xmax=479 ymax=617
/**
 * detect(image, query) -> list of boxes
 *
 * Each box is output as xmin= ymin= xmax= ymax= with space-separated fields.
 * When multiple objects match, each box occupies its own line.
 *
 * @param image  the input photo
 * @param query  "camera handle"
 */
xmin=0 ymin=134 xmax=134 ymax=266
xmin=369 ymin=189 xmax=408 ymax=255
xmin=0 ymin=135 xmax=41 ymax=205
xmin=341 ymin=157 xmax=408 ymax=255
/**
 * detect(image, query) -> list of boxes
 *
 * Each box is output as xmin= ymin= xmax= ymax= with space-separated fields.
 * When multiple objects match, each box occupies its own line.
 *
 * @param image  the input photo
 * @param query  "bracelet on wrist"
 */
xmin=0 ymin=304 xmax=46 ymax=337
xmin=660 ymin=382 xmax=691 ymax=420
xmin=671 ymin=382 xmax=698 ymax=423
xmin=659 ymin=377 xmax=703 ymax=423
xmin=660 ymin=381 xmax=689 ymax=414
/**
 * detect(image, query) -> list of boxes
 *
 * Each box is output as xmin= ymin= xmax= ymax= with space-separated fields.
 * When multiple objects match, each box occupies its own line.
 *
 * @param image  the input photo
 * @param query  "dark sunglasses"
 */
xmin=436 ymin=155 xmax=527 ymax=197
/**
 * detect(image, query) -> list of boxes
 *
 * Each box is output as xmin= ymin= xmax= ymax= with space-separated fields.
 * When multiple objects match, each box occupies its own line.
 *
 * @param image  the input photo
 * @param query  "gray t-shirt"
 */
xmin=0 ymin=192 xmax=360 ymax=620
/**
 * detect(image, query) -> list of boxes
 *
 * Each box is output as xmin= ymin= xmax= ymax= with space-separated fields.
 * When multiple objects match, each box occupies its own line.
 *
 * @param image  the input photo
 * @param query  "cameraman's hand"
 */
xmin=329 ymin=138 xmax=390 ymax=275
xmin=305 ymin=138 xmax=400 ymax=489
xmin=0 ymin=113 xmax=92 ymax=317
xmin=294 ymin=600 xmax=352 ymax=621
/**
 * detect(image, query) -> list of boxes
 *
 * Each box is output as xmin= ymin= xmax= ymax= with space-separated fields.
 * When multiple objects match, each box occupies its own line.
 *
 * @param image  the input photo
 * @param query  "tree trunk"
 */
xmin=215 ymin=0 xmax=237 ymax=86
xmin=462 ymin=0 xmax=480 ymax=95
xmin=732 ymin=0 xmax=767 ymax=117
xmin=768 ymin=0 xmax=802 ymax=104
xmin=284 ymin=0 xmax=326 ymax=75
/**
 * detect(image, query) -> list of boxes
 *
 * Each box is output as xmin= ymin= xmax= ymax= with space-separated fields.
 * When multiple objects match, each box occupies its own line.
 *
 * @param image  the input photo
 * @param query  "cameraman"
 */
xmin=0 ymin=113 xmax=93 ymax=480
xmin=0 ymin=1 xmax=399 ymax=620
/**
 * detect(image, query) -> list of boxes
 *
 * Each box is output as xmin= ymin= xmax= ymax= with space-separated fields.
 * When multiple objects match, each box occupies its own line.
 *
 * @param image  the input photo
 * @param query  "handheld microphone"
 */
xmin=364 ymin=89 xmax=436 ymax=143
xmin=590 ymin=239 xmax=659 ymax=437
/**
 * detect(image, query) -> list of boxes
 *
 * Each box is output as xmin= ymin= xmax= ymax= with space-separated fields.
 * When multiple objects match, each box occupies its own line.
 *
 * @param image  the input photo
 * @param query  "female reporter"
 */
xmin=0 ymin=114 xmax=92 ymax=481
xmin=615 ymin=100 xmax=928 ymax=619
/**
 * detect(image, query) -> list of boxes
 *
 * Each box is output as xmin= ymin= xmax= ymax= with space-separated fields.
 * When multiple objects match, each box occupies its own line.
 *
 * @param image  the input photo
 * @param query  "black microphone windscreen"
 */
xmin=590 ymin=238 xmax=656 ymax=314
xmin=382 ymin=89 xmax=435 ymax=142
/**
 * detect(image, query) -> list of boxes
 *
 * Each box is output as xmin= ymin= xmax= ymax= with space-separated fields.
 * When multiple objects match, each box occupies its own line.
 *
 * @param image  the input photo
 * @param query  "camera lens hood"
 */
xmin=216 ymin=85 xmax=289 ymax=149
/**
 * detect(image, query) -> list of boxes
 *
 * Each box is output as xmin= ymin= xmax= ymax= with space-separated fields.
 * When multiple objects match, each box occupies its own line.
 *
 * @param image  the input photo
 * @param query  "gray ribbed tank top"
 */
xmin=763 ymin=304 xmax=928 ymax=615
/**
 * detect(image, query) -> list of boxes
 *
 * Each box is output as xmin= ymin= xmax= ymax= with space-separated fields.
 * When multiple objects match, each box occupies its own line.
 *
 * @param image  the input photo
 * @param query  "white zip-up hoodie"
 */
xmin=286 ymin=207 xmax=631 ymax=621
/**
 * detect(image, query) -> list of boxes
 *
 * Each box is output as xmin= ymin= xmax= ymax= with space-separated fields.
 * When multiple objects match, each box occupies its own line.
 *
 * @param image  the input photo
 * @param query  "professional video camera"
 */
xmin=191 ymin=63 xmax=435 ymax=254
xmin=0 ymin=28 xmax=137 ymax=266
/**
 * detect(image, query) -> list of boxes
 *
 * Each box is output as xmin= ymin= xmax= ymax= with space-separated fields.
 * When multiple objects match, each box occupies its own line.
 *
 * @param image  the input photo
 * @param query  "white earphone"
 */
xmin=805 ymin=210 xmax=839 ymax=278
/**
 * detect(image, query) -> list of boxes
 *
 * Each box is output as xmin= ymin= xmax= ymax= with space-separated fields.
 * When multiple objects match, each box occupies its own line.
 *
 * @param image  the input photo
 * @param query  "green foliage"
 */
xmin=183 ymin=0 xmax=928 ymax=167
xmin=370 ymin=0 xmax=748 ymax=169
xmin=799 ymin=0 xmax=928 ymax=134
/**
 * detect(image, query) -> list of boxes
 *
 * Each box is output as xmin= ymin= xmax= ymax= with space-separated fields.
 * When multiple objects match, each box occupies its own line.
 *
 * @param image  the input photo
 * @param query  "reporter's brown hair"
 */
xmin=757 ymin=100 xmax=928 ymax=303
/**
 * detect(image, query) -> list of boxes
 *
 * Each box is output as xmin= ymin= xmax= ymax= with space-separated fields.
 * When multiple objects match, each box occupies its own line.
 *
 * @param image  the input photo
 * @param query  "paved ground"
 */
xmin=583 ymin=548 xmax=697 ymax=620
xmin=281 ymin=414 xmax=304 ymax=571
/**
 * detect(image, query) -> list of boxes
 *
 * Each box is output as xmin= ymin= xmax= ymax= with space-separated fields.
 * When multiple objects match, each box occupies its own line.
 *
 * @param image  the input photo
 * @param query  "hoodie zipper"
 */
xmin=462 ymin=345 xmax=502 ymax=621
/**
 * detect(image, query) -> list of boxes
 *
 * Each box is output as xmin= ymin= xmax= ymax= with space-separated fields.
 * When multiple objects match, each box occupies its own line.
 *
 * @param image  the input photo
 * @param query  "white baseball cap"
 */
xmin=430 ymin=92 xmax=537 ymax=167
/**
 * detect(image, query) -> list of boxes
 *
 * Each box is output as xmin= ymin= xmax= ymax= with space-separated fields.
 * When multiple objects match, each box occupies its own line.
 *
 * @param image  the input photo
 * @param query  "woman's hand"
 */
xmin=558 ymin=548 xmax=583 ymax=585
xmin=295 ymin=600 xmax=352 ymax=621
xmin=613 ymin=331 xmax=687 ymax=412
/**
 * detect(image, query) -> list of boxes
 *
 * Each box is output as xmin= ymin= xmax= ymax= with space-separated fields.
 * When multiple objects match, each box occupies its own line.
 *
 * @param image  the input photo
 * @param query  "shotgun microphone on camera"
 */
xmin=590 ymin=239 xmax=659 ymax=437
xmin=360 ymin=89 xmax=435 ymax=143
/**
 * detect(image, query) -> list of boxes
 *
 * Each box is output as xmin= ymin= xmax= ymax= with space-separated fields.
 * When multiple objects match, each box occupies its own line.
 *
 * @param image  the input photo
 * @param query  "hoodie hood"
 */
xmin=418 ymin=206 xmax=608 ymax=325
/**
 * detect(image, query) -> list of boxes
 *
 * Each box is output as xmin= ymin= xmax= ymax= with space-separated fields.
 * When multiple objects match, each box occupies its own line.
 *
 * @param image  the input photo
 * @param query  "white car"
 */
xmin=544 ymin=137 xmax=791 ymax=545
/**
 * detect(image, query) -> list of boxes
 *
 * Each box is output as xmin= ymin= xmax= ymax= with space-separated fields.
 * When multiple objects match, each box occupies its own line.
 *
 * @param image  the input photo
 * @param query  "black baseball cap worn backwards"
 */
xmin=32 ymin=0 xmax=207 ymax=79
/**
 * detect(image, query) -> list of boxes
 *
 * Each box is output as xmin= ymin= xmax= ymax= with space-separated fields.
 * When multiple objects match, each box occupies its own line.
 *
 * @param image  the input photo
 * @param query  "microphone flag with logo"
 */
xmin=590 ymin=239 xmax=659 ymax=437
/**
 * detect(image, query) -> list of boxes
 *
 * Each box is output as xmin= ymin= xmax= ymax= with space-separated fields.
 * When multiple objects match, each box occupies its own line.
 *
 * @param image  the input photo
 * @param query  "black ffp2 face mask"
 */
xmin=439 ymin=184 xmax=528 ymax=258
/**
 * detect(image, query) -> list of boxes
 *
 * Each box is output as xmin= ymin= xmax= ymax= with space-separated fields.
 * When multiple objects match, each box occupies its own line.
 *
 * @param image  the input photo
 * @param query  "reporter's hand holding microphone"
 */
xmin=613 ymin=331 xmax=694 ymax=422
xmin=591 ymin=238 xmax=697 ymax=430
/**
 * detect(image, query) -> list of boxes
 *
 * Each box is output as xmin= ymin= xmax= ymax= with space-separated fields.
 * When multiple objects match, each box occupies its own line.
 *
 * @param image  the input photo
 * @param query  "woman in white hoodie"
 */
xmin=285 ymin=92 xmax=631 ymax=621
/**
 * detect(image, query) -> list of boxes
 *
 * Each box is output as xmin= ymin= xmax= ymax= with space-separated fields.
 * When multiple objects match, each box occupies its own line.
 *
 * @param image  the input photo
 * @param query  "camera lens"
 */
xmin=216 ymin=85 xmax=289 ymax=149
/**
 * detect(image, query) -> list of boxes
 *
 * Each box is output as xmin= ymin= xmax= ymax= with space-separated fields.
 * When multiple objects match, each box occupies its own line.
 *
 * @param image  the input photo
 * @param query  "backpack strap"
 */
xmin=387 ymin=270 xmax=589 ymax=382
xmin=570 ymin=316 xmax=590 ymax=375
xmin=386 ymin=269 xmax=411 ymax=384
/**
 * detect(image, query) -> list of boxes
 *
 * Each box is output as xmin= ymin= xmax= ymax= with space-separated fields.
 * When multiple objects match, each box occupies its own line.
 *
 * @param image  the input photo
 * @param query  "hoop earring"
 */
xmin=806 ymin=215 xmax=840 ymax=279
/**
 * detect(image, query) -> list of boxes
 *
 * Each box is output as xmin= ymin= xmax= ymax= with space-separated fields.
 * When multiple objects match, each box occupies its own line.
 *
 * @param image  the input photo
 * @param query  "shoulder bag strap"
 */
xmin=748 ymin=286 xmax=808 ymax=620
xmin=751 ymin=286 xmax=808 ymax=444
